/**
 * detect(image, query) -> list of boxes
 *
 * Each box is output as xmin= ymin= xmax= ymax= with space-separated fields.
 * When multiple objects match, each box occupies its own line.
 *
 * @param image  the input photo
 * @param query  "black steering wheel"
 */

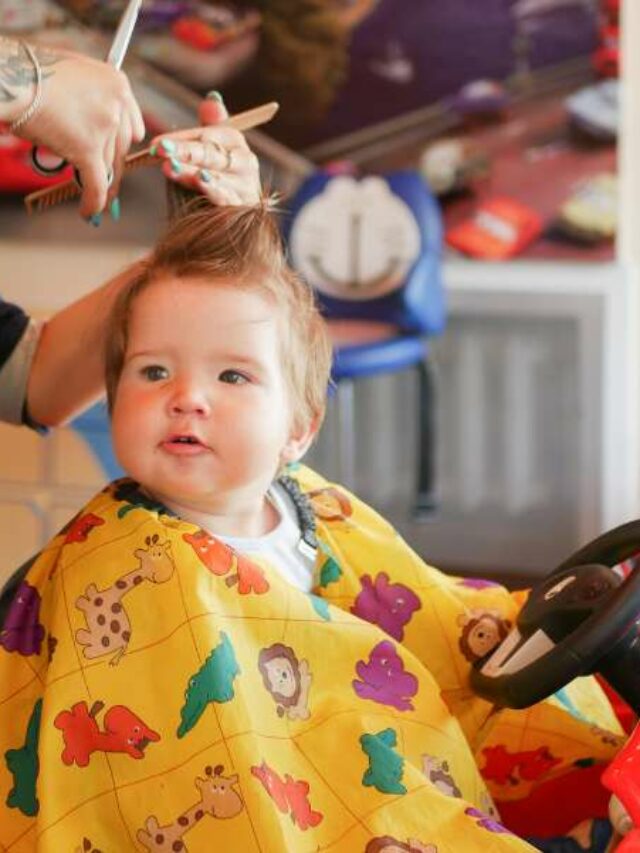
xmin=470 ymin=520 xmax=640 ymax=714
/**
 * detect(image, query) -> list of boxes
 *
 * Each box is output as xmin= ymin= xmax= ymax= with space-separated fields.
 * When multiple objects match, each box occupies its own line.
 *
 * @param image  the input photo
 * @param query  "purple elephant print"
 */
xmin=456 ymin=577 xmax=500 ymax=590
xmin=465 ymin=807 xmax=512 ymax=835
xmin=351 ymin=572 xmax=421 ymax=641
xmin=353 ymin=640 xmax=418 ymax=711
xmin=0 ymin=580 xmax=45 ymax=656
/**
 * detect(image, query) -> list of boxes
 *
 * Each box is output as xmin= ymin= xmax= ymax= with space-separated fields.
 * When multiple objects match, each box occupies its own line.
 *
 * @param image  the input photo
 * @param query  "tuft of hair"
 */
xmin=105 ymin=201 xmax=332 ymax=434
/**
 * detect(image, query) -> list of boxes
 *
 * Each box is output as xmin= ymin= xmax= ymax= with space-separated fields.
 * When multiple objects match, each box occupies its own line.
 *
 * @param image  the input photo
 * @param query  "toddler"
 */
xmin=0 ymin=204 xmax=623 ymax=852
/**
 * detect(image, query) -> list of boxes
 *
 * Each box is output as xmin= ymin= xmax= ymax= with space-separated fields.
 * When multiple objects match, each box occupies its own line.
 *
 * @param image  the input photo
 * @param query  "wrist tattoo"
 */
xmin=0 ymin=38 xmax=59 ymax=103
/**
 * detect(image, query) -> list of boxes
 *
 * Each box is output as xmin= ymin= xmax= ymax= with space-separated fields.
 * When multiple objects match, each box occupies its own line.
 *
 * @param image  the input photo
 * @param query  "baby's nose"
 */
xmin=169 ymin=383 xmax=210 ymax=415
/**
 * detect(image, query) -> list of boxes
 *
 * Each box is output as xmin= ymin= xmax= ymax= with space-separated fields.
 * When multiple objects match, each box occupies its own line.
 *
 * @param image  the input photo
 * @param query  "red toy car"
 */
xmin=446 ymin=196 xmax=543 ymax=260
xmin=0 ymin=133 xmax=72 ymax=194
xmin=603 ymin=723 xmax=640 ymax=850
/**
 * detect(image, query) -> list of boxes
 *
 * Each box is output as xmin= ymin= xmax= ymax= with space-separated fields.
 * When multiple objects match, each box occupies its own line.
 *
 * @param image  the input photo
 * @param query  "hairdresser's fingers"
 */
xmin=75 ymin=110 xmax=121 ymax=218
xmin=158 ymin=137 xmax=260 ymax=204
xmin=200 ymin=125 xmax=254 ymax=154
xmin=198 ymin=93 xmax=229 ymax=125
xmin=148 ymin=93 xmax=228 ymax=152
xmin=100 ymin=119 xmax=119 ymax=199
xmin=126 ymin=87 xmax=146 ymax=143
xmin=108 ymin=109 xmax=133 ymax=207
xmin=166 ymin=159 xmax=258 ymax=205
xmin=161 ymin=160 xmax=243 ymax=206
xmin=75 ymin=152 xmax=111 ymax=218
xmin=102 ymin=88 xmax=143 ymax=212
xmin=157 ymin=137 xmax=238 ymax=172
xmin=151 ymin=98 xmax=230 ymax=147
xmin=198 ymin=126 xmax=260 ymax=188
xmin=150 ymin=122 xmax=248 ymax=149
xmin=197 ymin=179 xmax=243 ymax=207
xmin=199 ymin=127 xmax=259 ymax=170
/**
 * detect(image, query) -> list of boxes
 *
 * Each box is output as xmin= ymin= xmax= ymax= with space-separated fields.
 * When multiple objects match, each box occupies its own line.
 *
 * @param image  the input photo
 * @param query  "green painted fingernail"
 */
xmin=199 ymin=169 xmax=212 ymax=183
xmin=206 ymin=90 xmax=224 ymax=104
xmin=149 ymin=144 xmax=157 ymax=156
xmin=159 ymin=139 xmax=176 ymax=154
xmin=89 ymin=213 xmax=102 ymax=228
xmin=109 ymin=197 xmax=121 ymax=222
xmin=170 ymin=157 xmax=181 ymax=174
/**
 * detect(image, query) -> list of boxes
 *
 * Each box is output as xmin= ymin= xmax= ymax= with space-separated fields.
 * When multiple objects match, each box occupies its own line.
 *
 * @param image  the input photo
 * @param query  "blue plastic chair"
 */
xmin=282 ymin=169 xmax=446 ymax=515
xmin=71 ymin=401 xmax=123 ymax=481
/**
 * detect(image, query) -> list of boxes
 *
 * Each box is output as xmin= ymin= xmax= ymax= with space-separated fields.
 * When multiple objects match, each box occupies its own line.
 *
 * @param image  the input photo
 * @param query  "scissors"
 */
xmin=31 ymin=0 xmax=142 ymax=182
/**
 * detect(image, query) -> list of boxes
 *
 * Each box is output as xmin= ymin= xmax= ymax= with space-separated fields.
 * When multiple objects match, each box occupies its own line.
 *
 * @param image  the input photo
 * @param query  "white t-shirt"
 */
xmin=218 ymin=481 xmax=316 ymax=592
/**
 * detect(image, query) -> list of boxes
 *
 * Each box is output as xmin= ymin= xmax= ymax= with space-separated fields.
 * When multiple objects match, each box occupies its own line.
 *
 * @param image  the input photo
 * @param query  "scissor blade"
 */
xmin=106 ymin=0 xmax=142 ymax=68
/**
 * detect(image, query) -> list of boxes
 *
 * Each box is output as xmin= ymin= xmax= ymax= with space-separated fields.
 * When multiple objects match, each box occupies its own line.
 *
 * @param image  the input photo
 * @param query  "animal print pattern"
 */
xmin=0 ymin=470 xmax=622 ymax=851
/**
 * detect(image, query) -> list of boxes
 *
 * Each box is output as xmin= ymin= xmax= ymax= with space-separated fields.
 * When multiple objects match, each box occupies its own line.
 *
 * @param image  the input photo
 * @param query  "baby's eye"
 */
xmin=219 ymin=369 xmax=249 ymax=385
xmin=141 ymin=364 xmax=168 ymax=382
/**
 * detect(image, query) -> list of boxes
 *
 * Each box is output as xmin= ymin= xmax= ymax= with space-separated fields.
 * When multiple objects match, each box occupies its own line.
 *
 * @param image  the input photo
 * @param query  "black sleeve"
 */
xmin=0 ymin=300 xmax=30 ymax=370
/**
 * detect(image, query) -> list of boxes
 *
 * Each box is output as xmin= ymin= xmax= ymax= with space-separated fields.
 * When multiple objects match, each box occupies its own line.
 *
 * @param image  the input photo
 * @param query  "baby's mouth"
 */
xmin=161 ymin=434 xmax=209 ymax=453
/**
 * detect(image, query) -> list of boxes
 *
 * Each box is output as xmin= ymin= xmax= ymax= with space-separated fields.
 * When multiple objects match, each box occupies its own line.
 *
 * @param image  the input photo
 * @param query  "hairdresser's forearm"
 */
xmin=26 ymin=264 xmax=140 ymax=426
xmin=0 ymin=37 xmax=38 ymax=125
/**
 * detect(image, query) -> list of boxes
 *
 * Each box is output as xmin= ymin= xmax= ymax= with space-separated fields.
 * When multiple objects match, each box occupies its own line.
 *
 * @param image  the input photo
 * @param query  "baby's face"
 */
xmin=111 ymin=276 xmax=308 ymax=521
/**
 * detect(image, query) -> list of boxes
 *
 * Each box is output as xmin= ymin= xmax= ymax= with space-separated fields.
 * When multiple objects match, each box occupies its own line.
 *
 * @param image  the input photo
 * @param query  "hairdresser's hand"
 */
xmin=10 ymin=44 xmax=145 ymax=218
xmin=150 ymin=92 xmax=261 ymax=206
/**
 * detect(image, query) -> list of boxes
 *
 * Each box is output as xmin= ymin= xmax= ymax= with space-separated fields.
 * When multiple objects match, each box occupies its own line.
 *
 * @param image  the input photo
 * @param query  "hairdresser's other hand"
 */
xmin=150 ymin=92 xmax=261 ymax=206
xmin=12 ymin=46 xmax=145 ymax=218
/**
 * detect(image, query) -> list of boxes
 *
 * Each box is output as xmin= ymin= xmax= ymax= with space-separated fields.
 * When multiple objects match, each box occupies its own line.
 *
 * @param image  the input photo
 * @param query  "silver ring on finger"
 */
xmin=201 ymin=141 xmax=222 ymax=169
xmin=221 ymin=146 xmax=233 ymax=172
xmin=206 ymin=139 xmax=225 ymax=160
xmin=202 ymin=138 xmax=234 ymax=172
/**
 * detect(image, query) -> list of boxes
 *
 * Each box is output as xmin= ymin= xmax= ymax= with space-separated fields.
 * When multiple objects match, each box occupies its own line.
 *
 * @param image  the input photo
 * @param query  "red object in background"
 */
xmin=497 ymin=763 xmax=610 ymax=839
xmin=0 ymin=134 xmax=73 ymax=194
xmin=171 ymin=16 xmax=224 ymax=51
xmin=616 ymin=828 xmax=640 ymax=852
xmin=603 ymin=723 xmax=640 ymax=851
xmin=171 ymin=17 xmax=241 ymax=50
xmin=170 ymin=11 xmax=261 ymax=53
xmin=603 ymin=0 xmax=620 ymax=25
xmin=597 ymin=676 xmax=638 ymax=735
xmin=501 ymin=685 xmax=637 ymax=840
xmin=593 ymin=0 xmax=619 ymax=78
xmin=593 ymin=24 xmax=619 ymax=77
xmin=446 ymin=196 xmax=543 ymax=260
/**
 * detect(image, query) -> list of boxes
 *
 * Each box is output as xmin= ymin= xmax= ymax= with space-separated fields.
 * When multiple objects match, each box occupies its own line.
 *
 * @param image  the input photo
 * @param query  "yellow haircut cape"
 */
xmin=0 ymin=466 xmax=621 ymax=852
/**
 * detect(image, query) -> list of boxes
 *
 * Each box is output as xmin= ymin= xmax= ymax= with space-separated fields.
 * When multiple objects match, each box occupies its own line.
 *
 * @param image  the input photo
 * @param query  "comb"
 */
xmin=25 ymin=101 xmax=279 ymax=214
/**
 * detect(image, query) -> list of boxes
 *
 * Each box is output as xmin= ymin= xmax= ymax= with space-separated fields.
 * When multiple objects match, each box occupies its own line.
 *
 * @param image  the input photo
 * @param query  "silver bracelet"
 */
xmin=9 ymin=42 xmax=43 ymax=134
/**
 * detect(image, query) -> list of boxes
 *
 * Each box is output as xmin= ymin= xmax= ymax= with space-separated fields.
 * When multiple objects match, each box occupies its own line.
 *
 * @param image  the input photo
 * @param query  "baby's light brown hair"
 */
xmin=105 ymin=203 xmax=332 ymax=433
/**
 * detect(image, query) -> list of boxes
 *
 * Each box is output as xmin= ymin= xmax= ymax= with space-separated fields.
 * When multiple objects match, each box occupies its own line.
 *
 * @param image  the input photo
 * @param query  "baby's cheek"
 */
xmin=111 ymin=403 xmax=148 ymax=468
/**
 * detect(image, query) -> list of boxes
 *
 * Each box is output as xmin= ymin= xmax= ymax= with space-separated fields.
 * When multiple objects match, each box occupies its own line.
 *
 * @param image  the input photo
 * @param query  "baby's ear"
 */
xmin=282 ymin=415 xmax=321 ymax=464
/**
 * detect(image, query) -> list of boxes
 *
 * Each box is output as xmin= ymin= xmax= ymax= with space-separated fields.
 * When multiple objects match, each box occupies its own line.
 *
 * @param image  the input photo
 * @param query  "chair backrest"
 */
xmin=282 ymin=170 xmax=446 ymax=336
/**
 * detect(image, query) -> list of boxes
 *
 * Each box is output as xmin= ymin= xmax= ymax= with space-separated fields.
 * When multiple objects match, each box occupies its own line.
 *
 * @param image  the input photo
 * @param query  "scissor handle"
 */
xmin=30 ymin=145 xmax=68 ymax=176
xmin=31 ymin=146 xmax=114 ymax=191
xmin=30 ymin=0 xmax=140 ymax=183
